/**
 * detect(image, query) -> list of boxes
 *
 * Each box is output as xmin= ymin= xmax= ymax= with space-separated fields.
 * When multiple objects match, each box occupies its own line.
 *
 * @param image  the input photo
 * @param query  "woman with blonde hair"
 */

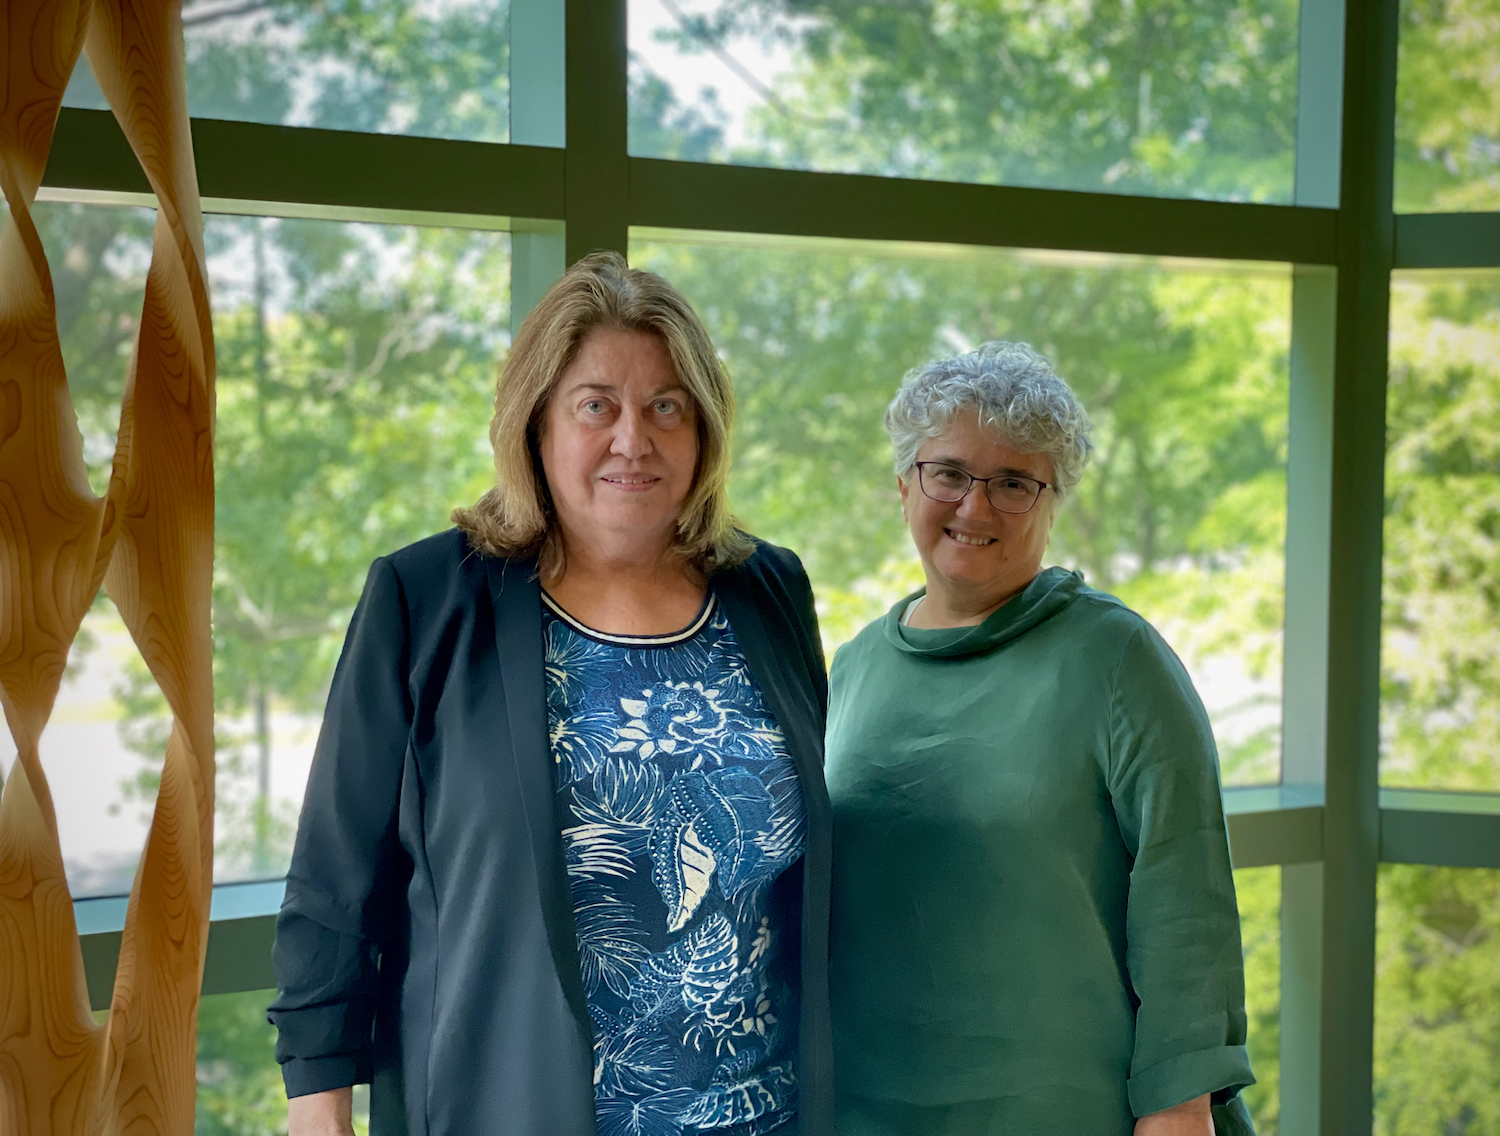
xmin=270 ymin=252 xmax=833 ymax=1136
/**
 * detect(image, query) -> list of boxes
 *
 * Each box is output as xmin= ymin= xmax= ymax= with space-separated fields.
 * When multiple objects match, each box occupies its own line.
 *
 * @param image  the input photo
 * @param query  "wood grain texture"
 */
xmin=0 ymin=2 xmax=214 ymax=1134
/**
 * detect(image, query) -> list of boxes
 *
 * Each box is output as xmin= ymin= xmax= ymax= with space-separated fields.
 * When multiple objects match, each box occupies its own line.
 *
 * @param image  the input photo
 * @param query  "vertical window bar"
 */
xmin=1282 ymin=1 xmax=1346 ymax=1118
xmin=1320 ymin=0 xmax=1400 ymax=1130
xmin=565 ymin=0 xmax=629 ymax=262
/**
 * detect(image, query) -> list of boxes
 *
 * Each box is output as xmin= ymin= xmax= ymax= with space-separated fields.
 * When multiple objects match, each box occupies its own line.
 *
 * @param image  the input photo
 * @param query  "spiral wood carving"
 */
xmin=0 ymin=1 xmax=214 ymax=1133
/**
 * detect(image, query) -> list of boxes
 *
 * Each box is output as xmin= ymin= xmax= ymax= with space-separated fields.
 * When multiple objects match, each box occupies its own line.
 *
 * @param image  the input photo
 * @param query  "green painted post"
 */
xmin=564 ymin=0 xmax=629 ymax=263
xmin=1319 ymin=0 xmax=1399 ymax=1129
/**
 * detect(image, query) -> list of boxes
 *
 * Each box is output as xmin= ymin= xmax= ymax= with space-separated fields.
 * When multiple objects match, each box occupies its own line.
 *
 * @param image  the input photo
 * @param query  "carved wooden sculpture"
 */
xmin=0 ymin=1 xmax=214 ymax=1133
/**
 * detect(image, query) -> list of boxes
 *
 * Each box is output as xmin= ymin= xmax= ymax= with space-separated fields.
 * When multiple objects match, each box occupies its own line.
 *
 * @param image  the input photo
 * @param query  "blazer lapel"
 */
xmin=713 ymin=566 xmax=832 ymax=835
xmin=484 ymin=553 xmax=591 ymax=1034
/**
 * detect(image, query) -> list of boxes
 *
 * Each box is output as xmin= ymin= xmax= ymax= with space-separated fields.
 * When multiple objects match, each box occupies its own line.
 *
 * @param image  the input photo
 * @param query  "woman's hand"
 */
xmin=1134 ymin=1093 xmax=1213 ymax=1135
xmin=287 ymin=1087 xmax=355 ymax=1136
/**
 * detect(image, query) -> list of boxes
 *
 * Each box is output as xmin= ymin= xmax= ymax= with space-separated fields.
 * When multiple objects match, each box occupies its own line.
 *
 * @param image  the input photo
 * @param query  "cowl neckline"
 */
xmin=882 ymin=565 xmax=1085 ymax=659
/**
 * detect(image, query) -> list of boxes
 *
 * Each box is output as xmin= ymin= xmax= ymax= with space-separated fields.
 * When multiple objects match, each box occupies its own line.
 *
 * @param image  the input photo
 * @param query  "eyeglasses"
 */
xmin=913 ymin=461 xmax=1052 ymax=514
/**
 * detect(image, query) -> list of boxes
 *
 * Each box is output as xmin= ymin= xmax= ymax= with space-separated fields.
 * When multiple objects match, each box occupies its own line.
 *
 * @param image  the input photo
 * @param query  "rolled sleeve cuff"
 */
xmin=1210 ymin=1093 xmax=1257 ymax=1136
xmin=1127 ymin=1044 xmax=1255 ymax=1118
xmin=280 ymin=1054 xmax=371 ymax=1099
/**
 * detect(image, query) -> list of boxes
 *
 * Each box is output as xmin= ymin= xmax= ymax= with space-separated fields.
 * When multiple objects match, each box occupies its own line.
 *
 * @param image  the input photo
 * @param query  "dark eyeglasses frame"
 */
xmin=913 ymin=461 xmax=1053 ymax=515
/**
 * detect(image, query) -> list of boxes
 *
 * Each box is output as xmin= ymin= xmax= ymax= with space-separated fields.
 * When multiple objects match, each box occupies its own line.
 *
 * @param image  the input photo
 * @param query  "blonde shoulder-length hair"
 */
xmin=453 ymin=250 xmax=754 ymax=577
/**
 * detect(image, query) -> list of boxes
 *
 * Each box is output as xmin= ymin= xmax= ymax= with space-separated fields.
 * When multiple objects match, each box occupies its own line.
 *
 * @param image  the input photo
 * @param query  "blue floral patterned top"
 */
xmin=543 ymin=591 xmax=807 ymax=1136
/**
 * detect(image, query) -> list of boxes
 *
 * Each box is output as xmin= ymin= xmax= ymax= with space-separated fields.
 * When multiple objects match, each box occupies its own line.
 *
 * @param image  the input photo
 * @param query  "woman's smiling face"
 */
xmin=539 ymin=327 xmax=699 ymax=561
xmin=899 ymin=411 xmax=1058 ymax=619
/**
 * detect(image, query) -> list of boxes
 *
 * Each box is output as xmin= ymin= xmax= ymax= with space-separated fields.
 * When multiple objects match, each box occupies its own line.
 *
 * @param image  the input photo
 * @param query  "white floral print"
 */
xmin=544 ymin=594 xmax=804 ymax=1136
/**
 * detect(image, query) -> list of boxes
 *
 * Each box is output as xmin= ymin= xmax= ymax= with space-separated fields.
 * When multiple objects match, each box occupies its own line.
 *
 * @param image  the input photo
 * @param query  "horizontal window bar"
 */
xmin=1380 ymin=804 xmax=1500 ymax=869
xmin=76 ymin=880 xmax=284 ymax=1010
xmin=1227 ymin=806 xmax=1325 ymax=868
xmin=36 ymin=185 xmax=526 ymax=232
xmin=1394 ymin=212 xmax=1500 ymax=269
xmin=40 ymin=111 xmax=1341 ymax=265
xmin=629 ymin=158 xmax=1339 ymax=265
xmin=1379 ymin=787 xmax=1500 ymax=815
xmin=68 ymin=792 xmax=1500 ymax=1004
xmin=1223 ymin=784 xmax=1327 ymax=813
xmin=43 ymin=109 xmax=566 ymax=222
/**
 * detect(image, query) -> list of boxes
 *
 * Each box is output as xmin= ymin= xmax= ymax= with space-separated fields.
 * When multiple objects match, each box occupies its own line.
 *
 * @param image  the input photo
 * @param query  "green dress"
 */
xmin=826 ymin=566 xmax=1255 ymax=1136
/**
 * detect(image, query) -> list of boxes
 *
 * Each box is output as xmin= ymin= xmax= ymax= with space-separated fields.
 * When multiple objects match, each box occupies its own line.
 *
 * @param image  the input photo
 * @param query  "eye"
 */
xmin=653 ymin=399 xmax=681 ymax=415
xmin=933 ymin=466 xmax=968 ymax=486
xmin=582 ymin=399 xmax=608 ymax=414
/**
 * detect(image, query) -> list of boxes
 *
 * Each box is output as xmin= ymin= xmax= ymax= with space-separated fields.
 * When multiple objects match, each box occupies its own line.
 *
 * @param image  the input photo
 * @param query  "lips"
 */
xmin=945 ymin=527 xmax=996 ymax=547
xmin=599 ymin=473 xmax=661 ymax=488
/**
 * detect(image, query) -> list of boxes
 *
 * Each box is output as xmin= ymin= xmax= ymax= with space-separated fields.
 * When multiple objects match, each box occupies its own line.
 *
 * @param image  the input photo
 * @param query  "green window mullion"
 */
xmin=1318 ymin=0 xmax=1401 ymax=1132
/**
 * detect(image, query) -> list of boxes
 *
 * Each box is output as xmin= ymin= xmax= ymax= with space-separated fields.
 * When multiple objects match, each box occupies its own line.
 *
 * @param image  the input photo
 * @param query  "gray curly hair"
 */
xmin=885 ymin=341 xmax=1093 ymax=498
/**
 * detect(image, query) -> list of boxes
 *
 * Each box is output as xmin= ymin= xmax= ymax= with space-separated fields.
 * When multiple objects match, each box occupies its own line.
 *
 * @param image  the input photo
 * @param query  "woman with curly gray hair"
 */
xmin=825 ymin=342 xmax=1255 ymax=1136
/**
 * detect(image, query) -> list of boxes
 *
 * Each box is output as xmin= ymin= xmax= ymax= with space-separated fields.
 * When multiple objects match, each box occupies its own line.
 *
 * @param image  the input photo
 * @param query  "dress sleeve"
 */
xmin=267 ymin=557 xmax=415 ymax=1097
xmin=1105 ymin=622 xmax=1256 ymax=1132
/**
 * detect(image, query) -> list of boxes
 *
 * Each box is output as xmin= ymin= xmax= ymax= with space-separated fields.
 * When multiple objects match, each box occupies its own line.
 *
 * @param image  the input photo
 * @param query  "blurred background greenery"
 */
xmin=15 ymin=0 xmax=1498 ymax=1130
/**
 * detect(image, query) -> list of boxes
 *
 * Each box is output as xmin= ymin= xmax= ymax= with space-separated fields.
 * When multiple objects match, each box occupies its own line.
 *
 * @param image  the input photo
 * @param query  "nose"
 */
xmin=610 ymin=405 xmax=653 ymax=460
xmin=955 ymin=481 xmax=998 ymax=520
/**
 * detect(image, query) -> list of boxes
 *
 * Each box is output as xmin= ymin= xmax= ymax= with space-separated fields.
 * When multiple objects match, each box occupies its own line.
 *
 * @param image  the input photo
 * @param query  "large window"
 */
xmin=628 ymin=0 xmax=1300 ymax=202
xmin=1375 ymin=865 xmax=1500 ymax=1132
xmin=1383 ymin=269 xmax=1500 ymax=792
xmin=1 ymin=202 xmax=508 ymax=895
xmin=634 ymin=232 xmax=1291 ymax=785
xmin=63 ymin=0 xmax=511 ymax=143
xmin=1236 ymin=866 xmax=1283 ymax=1132
xmin=1394 ymin=0 xmax=1500 ymax=212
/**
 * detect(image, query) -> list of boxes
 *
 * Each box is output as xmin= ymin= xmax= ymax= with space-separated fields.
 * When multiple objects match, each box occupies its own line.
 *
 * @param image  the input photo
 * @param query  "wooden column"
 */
xmin=0 ymin=2 xmax=215 ymax=1133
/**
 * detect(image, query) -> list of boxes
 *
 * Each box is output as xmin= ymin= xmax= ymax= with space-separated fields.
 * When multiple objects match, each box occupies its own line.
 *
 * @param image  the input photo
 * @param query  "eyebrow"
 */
xmin=563 ymin=381 xmax=688 ymax=397
xmin=928 ymin=455 xmax=1040 ymax=478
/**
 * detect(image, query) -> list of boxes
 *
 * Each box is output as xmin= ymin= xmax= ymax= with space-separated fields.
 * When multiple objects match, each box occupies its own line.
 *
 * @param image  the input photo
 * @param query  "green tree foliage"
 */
xmin=66 ymin=0 xmax=510 ymax=141
xmin=1372 ymin=268 xmax=1500 ymax=1131
xmin=1235 ymin=867 xmax=1282 ymax=1130
xmin=195 ymin=991 xmax=295 ymax=1136
xmin=1395 ymin=0 xmax=1500 ymax=211
xmin=1384 ymin=272 xmax=1500 ymax=793
xmin=1376 ymin=866 xmax=1500 ymax=1136
xmin=644 ymin=0 xmax=1300 ymax=200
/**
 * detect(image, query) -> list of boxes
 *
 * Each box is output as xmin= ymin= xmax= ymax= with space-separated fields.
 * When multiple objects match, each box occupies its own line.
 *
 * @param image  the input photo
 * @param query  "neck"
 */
xmin=550 ymin=527 xmax=681 ymax=584
xmin=543 ymin=523 xmax=706 ymax=635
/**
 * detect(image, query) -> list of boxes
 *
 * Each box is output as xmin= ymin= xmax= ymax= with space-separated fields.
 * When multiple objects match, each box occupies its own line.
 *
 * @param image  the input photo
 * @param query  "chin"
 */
xmin=930 ymin=543 xmax=1000 ymax=572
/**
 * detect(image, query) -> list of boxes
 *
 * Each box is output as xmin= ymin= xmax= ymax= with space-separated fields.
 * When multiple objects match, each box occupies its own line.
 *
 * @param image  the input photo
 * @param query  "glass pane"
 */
xmin=195 ymin=989 xmax=373 ymax=1134
xmin=0 ymin=202 xmax=508 ymax=897
xmin=631 ymin=231 xmax=1291 ymax=785
xmin=1394 ymin=0 xmax=1500 ymax=213
xmin=1236 ymin=866 xmax=1281 ymax=1133
xmin=1383 ymin=270 xmax=1500 ymax=791
xmin=195 ymin=989 xmax=287 ymax=1135
xmin=1376 ymin=865 xmax=1500 ymax=1132
xmin=62 ymin=0 xmax=510 ymax=144
xmin=628 ymin=0 xmax=1298 ymax=203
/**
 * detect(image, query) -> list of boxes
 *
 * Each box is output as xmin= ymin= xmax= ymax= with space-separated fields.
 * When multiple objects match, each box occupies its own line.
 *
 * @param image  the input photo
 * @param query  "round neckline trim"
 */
xmin=541 ymin=589 xmax=717 ymax=646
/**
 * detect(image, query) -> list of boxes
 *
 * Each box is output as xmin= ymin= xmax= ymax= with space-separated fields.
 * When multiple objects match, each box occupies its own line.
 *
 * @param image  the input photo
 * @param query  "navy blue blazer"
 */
xmin=269 ymin=528 xmax=833 ymax=1136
